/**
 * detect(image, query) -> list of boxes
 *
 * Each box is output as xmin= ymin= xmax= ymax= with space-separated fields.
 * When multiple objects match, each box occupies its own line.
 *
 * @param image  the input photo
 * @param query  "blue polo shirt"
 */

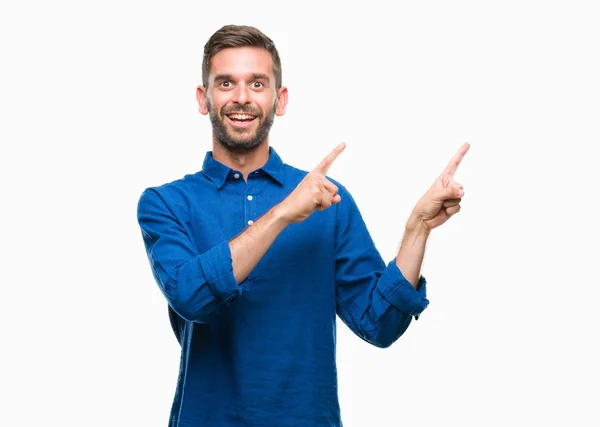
xmin=137 ymin=146 xmax=429 ymax=426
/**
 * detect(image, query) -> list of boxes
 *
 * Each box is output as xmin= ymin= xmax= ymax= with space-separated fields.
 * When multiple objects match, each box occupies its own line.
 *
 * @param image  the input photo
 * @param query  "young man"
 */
xmin=137 ymin=24 xmax=468 ymax=427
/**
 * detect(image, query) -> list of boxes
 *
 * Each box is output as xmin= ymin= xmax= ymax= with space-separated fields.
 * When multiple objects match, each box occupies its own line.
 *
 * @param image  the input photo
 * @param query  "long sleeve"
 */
xmin=137 ymin=188 xmax=243 ymax=323
xmin=334 ymin=185 xmax=429 ymax=348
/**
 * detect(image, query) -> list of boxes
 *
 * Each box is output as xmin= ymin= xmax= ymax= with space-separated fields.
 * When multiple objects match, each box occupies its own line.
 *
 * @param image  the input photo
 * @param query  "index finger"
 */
xmin=441 ymin=142 xmax=470 ymax=180
xmin=314 ymin=142 xmax=346 ymax=174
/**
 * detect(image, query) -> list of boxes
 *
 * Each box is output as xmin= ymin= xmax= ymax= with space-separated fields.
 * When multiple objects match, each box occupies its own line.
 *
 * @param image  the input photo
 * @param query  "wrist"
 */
xmin=271 ymin=202 xmax=294 ymax=226
xmin=406 ymin=214 xmax=431 ymax=238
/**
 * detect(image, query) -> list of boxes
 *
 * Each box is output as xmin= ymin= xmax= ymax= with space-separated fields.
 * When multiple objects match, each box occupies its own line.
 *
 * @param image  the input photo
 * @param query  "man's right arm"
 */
xmin=137 ymin=190 xmax=290 ymax=323
xmin=137 ymin=143 xmax=346 ymax=324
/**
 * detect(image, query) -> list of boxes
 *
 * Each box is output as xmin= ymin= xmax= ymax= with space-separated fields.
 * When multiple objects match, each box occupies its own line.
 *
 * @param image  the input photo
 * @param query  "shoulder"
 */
xmin=324 ymin=176 xmax=357 ymax=211
xmin=137 ymin=171 xmax=206 ymax=214
xmin=280 ymin=162 xmax=308 ymax=186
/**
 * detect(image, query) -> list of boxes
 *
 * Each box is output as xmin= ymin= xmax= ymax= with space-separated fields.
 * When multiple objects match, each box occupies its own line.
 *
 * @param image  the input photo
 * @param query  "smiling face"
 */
xmin=197 ymin=47 xmax=288 ymax=152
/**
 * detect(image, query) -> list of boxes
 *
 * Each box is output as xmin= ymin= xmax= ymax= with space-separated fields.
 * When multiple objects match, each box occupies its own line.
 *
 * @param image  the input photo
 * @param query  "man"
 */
xmin=137 ymin=24 xmax=468 ymax=427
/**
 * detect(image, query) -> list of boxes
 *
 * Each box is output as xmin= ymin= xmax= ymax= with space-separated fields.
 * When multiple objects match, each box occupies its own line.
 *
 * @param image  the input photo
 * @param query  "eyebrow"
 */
xmin=250 ymin=73 xmax=270 ymax=81
xmin=213 ymin=74 xmax=232 ymax=83
xmin=212 ymin=73 xmax=270 ymax=83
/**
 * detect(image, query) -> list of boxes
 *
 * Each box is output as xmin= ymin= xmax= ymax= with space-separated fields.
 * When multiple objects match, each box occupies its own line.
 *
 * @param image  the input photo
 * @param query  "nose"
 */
xmin=231 ymin=83 xmax=250 ymax=105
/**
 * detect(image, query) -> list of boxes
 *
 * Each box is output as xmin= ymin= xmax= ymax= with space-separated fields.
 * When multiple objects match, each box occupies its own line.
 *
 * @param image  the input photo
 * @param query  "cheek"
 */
xmin=208 ymin=93 xmax=228 ymax=112
xmin=257 ymin=94 xmax=277 ymax=111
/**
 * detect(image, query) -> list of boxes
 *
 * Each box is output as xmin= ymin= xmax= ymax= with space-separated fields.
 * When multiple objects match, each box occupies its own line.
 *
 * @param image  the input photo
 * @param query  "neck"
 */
xmin=211 ymin=138 xmax=270 ymax=180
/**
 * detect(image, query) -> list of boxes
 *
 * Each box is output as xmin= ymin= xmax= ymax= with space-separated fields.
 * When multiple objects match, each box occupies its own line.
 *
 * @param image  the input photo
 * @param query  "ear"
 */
xmin=196 ymin=85 xmax=209 ymax=115
xmin=275 ymin=86 xmax=288 ymax=116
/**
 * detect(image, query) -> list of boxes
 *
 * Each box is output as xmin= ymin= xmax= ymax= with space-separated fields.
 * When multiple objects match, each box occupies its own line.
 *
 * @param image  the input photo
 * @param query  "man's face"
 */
xmin=197 ymin=47 xmax=287 ymax=152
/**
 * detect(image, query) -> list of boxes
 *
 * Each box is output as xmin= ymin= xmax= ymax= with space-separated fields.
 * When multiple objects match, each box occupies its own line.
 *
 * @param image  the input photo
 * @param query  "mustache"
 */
xmin=221 ymin=105 xmax=262 ymax=116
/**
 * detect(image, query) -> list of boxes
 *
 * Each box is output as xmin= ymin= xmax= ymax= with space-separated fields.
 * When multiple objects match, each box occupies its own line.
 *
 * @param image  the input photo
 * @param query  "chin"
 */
xmin=218 ymin=136 xmax=265 ymax=152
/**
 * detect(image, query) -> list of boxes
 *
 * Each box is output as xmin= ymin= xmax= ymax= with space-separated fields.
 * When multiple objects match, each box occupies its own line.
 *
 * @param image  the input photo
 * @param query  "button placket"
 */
xmin=245 ymin=179 xmax=257 ymax=227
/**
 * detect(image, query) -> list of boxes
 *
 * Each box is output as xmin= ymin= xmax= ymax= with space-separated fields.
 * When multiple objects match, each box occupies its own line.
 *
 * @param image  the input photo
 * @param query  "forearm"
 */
xmin=396 ymin=214 xmax=430 ymax=288
xmin=334 ymin=186 xmax=430 ymax=348
xmin=229 ymin=204 xmax=291 ymax=283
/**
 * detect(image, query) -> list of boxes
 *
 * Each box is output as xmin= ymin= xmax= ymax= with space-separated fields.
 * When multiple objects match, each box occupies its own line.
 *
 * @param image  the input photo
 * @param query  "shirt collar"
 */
xmin=201 ymin=146 xmax=285 ymax=189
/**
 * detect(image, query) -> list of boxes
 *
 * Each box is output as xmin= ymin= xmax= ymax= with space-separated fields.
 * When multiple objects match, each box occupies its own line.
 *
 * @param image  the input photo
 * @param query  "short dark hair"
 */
xmin=202 ymin=25 xmax=282 ymax=89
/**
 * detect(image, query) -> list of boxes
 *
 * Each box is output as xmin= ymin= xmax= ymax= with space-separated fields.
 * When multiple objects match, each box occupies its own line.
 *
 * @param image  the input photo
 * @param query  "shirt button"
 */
xmin=247 ymin=220 xmax=254 ymax=225
xmin=233 ymin=173 xmax=240 ymax=179
xmin=247 ymin=195 xmax=253 ymax=201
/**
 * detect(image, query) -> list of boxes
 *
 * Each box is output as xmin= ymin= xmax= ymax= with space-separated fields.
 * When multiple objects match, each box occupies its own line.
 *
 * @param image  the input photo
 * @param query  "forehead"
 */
xmin=209 ymin=47 xmax=274 ymax=81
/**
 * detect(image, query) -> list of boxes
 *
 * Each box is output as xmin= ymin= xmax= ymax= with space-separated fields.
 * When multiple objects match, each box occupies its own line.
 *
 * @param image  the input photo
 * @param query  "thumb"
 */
xmin=439 ymin=186 xmax=464 ymax=200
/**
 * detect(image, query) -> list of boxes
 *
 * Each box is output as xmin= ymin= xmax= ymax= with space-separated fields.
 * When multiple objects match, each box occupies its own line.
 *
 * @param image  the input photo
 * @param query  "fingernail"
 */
xmin=459 ymin=190 xmax=464 ymax=197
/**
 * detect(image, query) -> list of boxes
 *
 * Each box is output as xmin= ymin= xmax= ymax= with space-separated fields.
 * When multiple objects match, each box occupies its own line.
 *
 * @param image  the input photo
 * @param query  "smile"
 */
xmin=225 ymin=113 xmax=257 ymax=128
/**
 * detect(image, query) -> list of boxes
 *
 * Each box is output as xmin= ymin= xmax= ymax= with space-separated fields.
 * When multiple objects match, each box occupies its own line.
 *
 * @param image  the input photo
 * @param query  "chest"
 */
xmin=186 ymin=187 xmax=338 ymax=309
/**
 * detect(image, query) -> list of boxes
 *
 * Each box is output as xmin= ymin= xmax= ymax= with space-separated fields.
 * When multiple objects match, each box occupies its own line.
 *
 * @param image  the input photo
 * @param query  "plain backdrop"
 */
xmin=2 ymin=0 xmax=599 ymax=426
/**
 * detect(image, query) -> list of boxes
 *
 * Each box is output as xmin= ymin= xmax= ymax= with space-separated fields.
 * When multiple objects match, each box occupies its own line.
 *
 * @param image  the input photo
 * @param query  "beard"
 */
xmin=208 ymin=100 xmax=276 ymax=152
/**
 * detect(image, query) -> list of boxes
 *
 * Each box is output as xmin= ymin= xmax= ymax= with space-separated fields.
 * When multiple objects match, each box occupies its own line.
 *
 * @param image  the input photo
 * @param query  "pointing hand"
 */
xmin=412 ymin=143 xmax=470 ymax=231
xmin=278 ymin=143 xmax=346 ymax=224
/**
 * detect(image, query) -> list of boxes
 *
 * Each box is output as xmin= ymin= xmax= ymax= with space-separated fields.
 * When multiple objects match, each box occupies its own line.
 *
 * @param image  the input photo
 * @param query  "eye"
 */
xmin=219 ymin=81 xmax=232 ymax=88
xmin=252 ymin=81 xmax=265 ymax=89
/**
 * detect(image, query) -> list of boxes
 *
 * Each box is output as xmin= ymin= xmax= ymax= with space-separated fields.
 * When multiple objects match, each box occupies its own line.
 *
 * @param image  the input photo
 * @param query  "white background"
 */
xmin=2 ymin=0 xmax=599 ymax=426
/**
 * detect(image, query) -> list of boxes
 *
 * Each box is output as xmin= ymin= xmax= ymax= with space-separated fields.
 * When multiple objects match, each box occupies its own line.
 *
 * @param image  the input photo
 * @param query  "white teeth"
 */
xmin=229 ymin=114 xmax=255 ymax=120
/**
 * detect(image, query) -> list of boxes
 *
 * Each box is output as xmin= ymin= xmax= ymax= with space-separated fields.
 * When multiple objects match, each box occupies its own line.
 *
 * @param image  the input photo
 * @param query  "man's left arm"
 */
xmin=333 ymin=186 xmax=428 ymax=349
xmin=334 ymin=143 xmax=469 ymax=348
